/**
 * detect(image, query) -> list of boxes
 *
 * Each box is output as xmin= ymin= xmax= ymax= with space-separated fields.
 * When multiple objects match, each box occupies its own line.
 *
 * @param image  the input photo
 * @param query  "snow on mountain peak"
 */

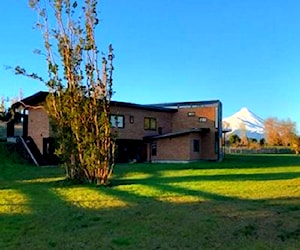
xmin=223 ymin=107 xmax=265 ymax=139
xmin=240 ymin=107 xmax=250 ymax=113
xmin=239 ymin=107 xmax=255 ymax=117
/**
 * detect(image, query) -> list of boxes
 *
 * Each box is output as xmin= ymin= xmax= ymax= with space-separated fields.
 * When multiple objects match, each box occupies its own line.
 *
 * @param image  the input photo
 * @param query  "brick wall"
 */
xmin=200 ymin=132 xmax=217 ymax=160
xmin=171 ymin=105 xmax=219 ymax=160
xmin=110 ymin=106 xmax=173 ymax=140
xmin=152 ymin=135 xmax=190 ymax=162
xmin=26 ymin=104 xmax=174 ymax=154
xmin=189 ymin=133 xmax=202 ymax=160
xmin=24 ymin=99 xmax=221 ymax=161
xmin=151 ymin=132 xmax=217 ymax=162
xmin=171 ymin=106 xmax=217 ymax=131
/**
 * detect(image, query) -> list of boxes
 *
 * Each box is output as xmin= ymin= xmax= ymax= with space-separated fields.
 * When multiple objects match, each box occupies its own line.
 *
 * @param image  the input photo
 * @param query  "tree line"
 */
xmin=226 ymin=117 xmax=300 ymax=154
xmin=0 ymin=89 xmax=24 ymax=122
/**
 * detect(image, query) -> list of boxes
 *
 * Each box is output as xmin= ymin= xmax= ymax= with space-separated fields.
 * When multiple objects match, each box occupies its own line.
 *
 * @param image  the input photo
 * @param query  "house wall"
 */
xmin=171 ymin=105 xmax=220 ymax=160
xmin=26 ymin=104 xmax=174 ymax=156
xmin=28 ymin=108 xmax=50 ymax=154
xmin=171 ymin=106 xmax=217 ymax=131
xmin=151 ymin=135 xmax=190 ymax=162
xmin=200 ymin=132 xmax=218 ymax=160
xmin=110 ymin=106 xmax=173 ymax=140
xmin=22 ymin=95 xmax=221 ymax=162
xmin=151 ymin=132 xmax=217 ymax=162
xmin=189 ymin=133 xmax=202 ymax=161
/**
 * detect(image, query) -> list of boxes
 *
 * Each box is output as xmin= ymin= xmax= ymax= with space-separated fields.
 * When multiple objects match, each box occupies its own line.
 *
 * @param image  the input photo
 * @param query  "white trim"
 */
xmin=19 ymin=136 xmax=39 ymax=166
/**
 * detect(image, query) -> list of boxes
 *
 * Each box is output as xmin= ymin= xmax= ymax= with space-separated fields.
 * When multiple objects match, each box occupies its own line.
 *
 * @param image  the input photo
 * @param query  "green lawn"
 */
xmin=0 ymin=143 xmax=299 ymax=249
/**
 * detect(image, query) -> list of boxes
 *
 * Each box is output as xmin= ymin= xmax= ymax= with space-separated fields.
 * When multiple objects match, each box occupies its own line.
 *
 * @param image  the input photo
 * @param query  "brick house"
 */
xmin=10 ymin=91 xmax=223 ymax=164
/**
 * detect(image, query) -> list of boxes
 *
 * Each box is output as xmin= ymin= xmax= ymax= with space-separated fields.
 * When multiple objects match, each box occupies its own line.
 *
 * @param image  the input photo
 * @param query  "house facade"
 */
xmin=10 ymin=91 xmax=223 ymax=164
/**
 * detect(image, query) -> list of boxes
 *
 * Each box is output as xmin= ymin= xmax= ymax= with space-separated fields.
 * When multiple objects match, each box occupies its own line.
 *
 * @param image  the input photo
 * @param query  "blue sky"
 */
xmin=1 ymin=0 xmax=300 ymax=131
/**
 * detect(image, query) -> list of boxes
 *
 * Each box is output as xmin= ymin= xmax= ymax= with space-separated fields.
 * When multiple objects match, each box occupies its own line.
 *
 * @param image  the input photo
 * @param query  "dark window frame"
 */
xmin=199 ymin=117 xmax=207 ymax=123
xmin=144 ymin=117 xmax=157 ymax=131
xmin=187 ymin=111 xmax=196 ymax=117
xmin=110 ymin=114 xmax=125 ymax=128
xmin=129 ymin=115 xmax=134 ymax=124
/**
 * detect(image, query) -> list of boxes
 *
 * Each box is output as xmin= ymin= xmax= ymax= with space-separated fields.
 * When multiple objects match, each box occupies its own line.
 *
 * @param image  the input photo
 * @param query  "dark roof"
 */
xmin=110 ymin=101 xmax=176 ymax=113
xmin=12 ymin=91 xmax=49 ymax=108
xmin=149 ymin=100 xmax=221 ymax=108
xmin=145 ymin=128 xmax=210 ymax=140
xmin=222 ymin=128 xmax=232 ymax=133
xmin=12 ymin=91 xmax=220 ymax=113
xmin=12 ymin=91 xmax=177 ymax=112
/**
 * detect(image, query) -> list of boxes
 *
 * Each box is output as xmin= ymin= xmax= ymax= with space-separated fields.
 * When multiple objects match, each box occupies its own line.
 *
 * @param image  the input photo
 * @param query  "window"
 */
xmin=129 ymin=115 xmax=134 ymax=124
xmin=199 ymin=117 xmax=207 ymax=123
xmin=144 ymin=117 xmax=157 ymax=130
xmin=193 ymin=139 xmax=200 ymax=152
xmin=110 ymin=115 xmax=124 ymax=128
xmin=187 ymin=111 xmax=195 ymax=117
xmin=151 ymin=142 xmax=157 ymax=156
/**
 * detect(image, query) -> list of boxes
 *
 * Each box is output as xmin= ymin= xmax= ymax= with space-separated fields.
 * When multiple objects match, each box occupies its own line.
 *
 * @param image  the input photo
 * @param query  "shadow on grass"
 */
xmin=1 ymin=145 xmax=300 ymax=249
xmin=1 ymin=174 xmax=300 ymax=249
xmin=112 ymin=154 xmax=300 ymax=179
xmin=111 ymin=171 xmax=300 ymax=186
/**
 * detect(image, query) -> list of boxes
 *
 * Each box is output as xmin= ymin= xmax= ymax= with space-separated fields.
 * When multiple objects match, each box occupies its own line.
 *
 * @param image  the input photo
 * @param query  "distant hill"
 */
xmin=223 ymin=107 xmax=265 ymax=140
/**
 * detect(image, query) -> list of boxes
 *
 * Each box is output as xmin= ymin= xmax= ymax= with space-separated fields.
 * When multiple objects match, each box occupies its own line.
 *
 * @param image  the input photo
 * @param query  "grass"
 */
xmin=0 ymin=142 xmax=299 ymax=249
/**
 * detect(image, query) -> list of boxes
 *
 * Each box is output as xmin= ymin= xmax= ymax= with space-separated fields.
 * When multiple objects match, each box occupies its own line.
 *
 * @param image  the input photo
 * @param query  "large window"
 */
xmin=110 ymin=115 xmax=124 ymax=128
xmin=144 ymin=117 xmax=157 ymax=130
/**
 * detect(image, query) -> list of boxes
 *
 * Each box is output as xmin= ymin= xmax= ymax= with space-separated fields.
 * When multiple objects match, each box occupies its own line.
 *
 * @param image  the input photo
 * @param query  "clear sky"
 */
xmin=1 ymin=0 xmax=300 ymax=131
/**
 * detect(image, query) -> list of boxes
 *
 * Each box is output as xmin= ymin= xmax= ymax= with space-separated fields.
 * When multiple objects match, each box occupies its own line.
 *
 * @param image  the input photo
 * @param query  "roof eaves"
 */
xmin=111 ymin=101 xmax=177 ymax=112
xmin=149 ymin=100 xmax=221 ymax=108
xmin=12 ymin=91 xmax=49 ymax=108
xmin=146 ymin=128 xmax=210 ymax=140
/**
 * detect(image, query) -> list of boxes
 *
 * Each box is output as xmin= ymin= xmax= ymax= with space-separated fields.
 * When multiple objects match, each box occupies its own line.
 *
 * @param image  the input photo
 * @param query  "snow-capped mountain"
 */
xmin=223 ymin=107 xmax=265 ymax=140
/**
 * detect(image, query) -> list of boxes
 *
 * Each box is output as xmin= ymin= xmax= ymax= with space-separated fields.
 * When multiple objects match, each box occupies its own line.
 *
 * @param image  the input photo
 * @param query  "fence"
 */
xmin=225 ymin=147 xmax=295 ymax=155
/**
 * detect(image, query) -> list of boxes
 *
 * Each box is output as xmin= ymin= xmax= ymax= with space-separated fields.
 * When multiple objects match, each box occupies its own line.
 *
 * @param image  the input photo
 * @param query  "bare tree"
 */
xmin=292 ymin=136 xmax=300 ymax=155
xmin=265 ymin=117 xmax=297 ymax=146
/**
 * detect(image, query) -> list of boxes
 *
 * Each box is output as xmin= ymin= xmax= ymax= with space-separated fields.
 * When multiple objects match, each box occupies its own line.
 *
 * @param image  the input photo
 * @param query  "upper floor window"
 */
xmin=187 ymin=111 xmax=195 ymax=117
xmin=110 ymin=114 xmax=124 ymax=128
xmin=199 ymin=117 xmax=207 ymax=123
xmin=144 ymin=117 xmax=157 ymax=130
xmin=129 ymin=115 xmax=134 ymax=124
